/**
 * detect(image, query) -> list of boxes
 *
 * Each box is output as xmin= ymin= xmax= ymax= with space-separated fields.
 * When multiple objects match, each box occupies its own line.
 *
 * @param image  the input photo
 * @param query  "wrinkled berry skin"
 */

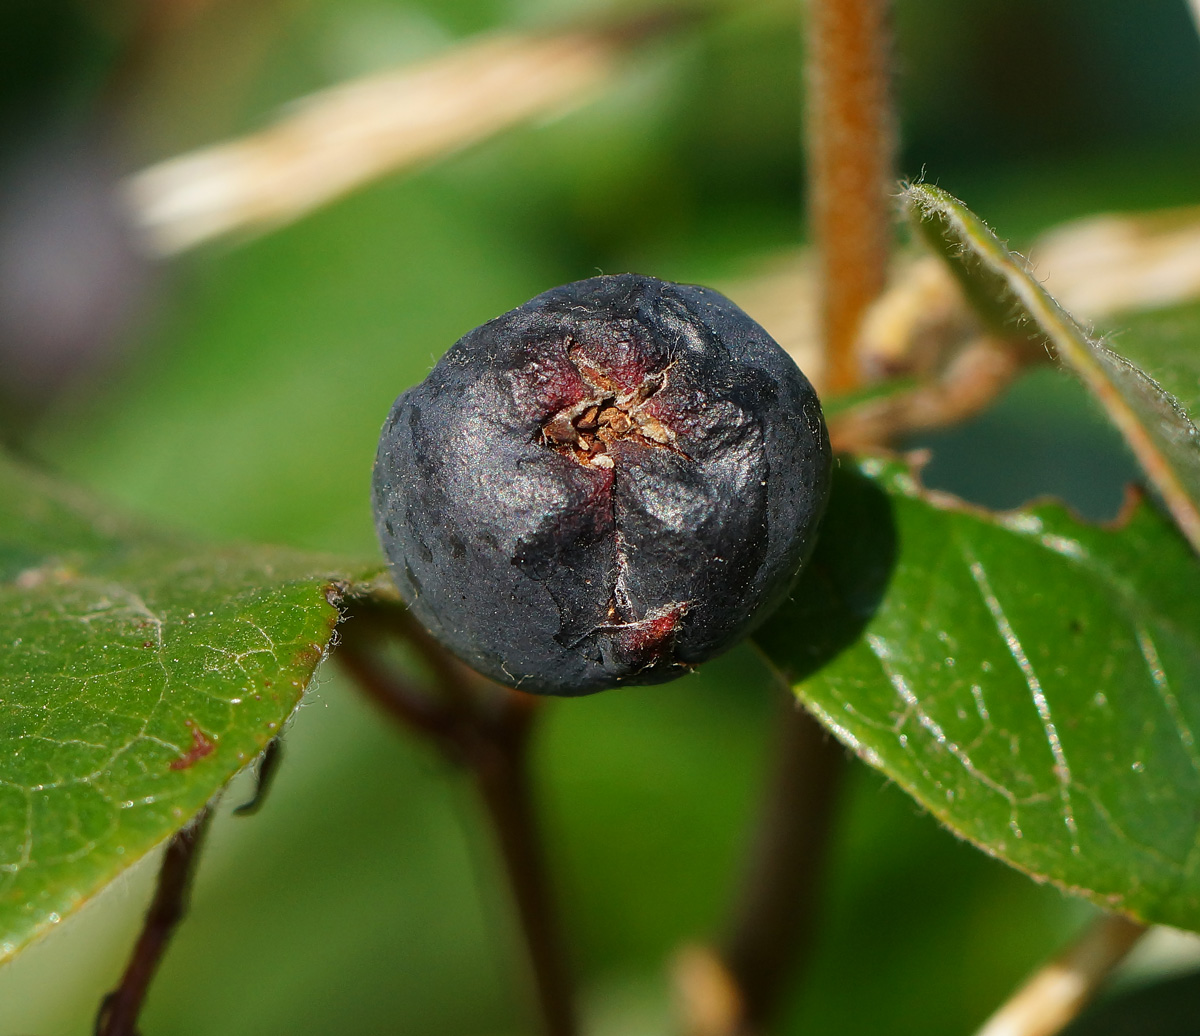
xmin=373 ymin=274 xmax=830 ymax=696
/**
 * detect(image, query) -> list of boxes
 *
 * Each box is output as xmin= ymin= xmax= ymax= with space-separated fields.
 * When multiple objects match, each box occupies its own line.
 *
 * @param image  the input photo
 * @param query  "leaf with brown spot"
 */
xmin=0 ymin=450 xmax=384 ymax=961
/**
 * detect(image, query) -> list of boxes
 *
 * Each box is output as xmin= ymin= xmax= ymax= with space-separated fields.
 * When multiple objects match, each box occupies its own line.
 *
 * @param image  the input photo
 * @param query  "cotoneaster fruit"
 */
xmin=373 ymin=274 xmax=830 ymax=695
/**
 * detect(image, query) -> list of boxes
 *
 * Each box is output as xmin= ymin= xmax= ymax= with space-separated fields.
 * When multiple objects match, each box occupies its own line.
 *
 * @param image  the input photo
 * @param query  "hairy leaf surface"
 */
xmin=757 ymin=458 xmax=1200 ymax=930
xmin=0 ymin=452 xmax=381 ymax=960
xmin=905 ymin=183 xmax=1200 ymax=555
xmin=1104 ymin=301 xmax=1200 ymax=418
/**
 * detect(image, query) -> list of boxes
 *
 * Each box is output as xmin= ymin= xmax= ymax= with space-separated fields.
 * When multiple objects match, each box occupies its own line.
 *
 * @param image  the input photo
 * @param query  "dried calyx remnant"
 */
xmin=541 ymin=347 xmax=686 ymax=468
xmin=373 ymin=274 xmax=830 ymax=696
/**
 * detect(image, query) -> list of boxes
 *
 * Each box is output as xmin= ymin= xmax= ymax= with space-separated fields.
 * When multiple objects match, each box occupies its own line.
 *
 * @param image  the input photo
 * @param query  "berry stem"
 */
xmin=95 ymin=806 xmax=213 ymax=1036
xmin=805 ymin=0 xmax=897 ymax=395
xmin=338 ymin=601 xmax=578 ymax=1036
xmin=719 ymin=689 xmax=845 ymax=1034
xmin=471 ymin=692 xmax=579 ymax=1036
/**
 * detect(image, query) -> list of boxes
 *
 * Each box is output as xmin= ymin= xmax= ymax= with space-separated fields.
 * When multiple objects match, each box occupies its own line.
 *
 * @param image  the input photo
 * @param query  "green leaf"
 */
xmin=1104 ymin=300 xmax=1200 ymax=417
xmin=756 ymin=457 xmax=1200 ymax=931
xmin=0 ymin=452 xmax=382 ymax=961
xmin=904 ymin=183 xmax=1200 ymax=555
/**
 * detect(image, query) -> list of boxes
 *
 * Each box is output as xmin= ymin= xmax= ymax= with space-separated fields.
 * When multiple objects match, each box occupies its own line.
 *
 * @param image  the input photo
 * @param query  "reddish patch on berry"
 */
xmin=614 ymin=605 xmax=686 ymax=667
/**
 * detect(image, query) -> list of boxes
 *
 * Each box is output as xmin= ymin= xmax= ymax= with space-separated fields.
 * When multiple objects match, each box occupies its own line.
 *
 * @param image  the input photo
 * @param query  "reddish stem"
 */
xmin=95 ymin=807 xmax=213 ymax=1036
xmin=806 ymin=0 xmax=897 ymax=394
xmin=337 ymin=603 xmax=577 ymax=1036
xmin=470 ymin=693 xmax=578 ymax=1036
xmin=720 ymin=695 xmax=845 ymax=1034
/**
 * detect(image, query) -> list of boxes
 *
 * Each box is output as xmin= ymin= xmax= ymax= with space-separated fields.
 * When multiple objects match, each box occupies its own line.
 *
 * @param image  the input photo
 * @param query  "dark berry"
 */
xmin=372 ymin=274 xmax=830 ymax=696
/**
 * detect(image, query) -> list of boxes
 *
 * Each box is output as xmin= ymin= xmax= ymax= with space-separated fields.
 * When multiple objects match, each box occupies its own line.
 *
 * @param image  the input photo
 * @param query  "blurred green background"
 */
xmin=2 ymin=0 xmax=1200 ymax=1033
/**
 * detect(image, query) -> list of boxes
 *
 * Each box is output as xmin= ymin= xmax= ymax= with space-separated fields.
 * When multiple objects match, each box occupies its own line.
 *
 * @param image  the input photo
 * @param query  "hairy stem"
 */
xmin=805 ymin=0 xmax=896 ymax=395
xmin=95 ymin=806 xmax=213 ymax=1036
xmin=974 ymin=913 xmax=1148 ymax=1036
xmin=337 ymin=607 xmax=577 ymax=1036
xmin=720 ymin=694 xmax=845 ymax=1034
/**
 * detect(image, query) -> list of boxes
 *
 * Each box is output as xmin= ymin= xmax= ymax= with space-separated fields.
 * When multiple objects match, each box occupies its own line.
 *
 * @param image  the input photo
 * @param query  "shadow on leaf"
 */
xmin=752 ymin=461 xmax=897 ymax=683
